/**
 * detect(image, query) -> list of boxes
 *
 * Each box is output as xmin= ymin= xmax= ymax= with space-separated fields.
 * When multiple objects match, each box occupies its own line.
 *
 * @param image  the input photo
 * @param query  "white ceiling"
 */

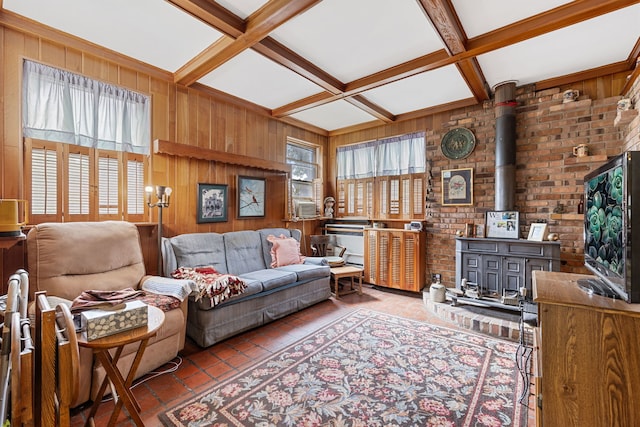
xmin=3 ymin=0 xmax=639 ymax=134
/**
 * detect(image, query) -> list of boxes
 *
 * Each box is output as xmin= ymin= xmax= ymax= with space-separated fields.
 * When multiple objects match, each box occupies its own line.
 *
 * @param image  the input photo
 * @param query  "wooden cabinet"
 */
xmin=533 ymin=271 xmax=640 ymax=426
xmin=455 ymin=237 xmax=560 ymax=299
xmin=364 ymin=228 xmax=425 ymax=292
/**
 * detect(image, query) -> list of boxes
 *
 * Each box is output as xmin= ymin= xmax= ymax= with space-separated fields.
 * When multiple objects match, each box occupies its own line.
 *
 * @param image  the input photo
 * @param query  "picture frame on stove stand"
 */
xmin=485 ymin=211 xmax=519 ymax=239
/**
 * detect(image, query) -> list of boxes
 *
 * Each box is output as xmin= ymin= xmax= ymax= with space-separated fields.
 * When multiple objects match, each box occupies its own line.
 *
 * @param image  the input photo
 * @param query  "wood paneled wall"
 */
xmin=0 ymin=21 xmax=327 ymax=275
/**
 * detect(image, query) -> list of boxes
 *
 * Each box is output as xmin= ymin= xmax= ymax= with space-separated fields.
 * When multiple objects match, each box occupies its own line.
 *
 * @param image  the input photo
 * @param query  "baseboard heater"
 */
xmin=324 ymin=218 xmax=370 ymax=267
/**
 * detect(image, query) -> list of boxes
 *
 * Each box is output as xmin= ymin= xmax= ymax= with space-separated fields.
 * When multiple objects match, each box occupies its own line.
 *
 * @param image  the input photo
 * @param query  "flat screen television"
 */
xmin=580 ymin=151 xmax=640 ymax=303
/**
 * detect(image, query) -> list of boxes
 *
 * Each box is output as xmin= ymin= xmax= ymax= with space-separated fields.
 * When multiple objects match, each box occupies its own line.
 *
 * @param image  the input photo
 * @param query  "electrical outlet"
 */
xmin=432 ymin=273 xmax=441 ymax=284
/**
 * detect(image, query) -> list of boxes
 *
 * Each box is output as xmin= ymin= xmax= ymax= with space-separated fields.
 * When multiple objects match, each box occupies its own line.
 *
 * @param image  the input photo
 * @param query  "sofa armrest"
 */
xmin=304 ymin=257 xmax=329 ymax=266
xmin=140 ymin=275 xmax=197 ymax=302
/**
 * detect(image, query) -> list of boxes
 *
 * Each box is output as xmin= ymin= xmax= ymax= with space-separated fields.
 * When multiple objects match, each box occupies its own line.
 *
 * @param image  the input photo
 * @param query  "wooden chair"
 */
xmin=1 ymin=270 xmax=34 ymax=427
xmin=34 ymin=291 xmax=79 ymax=427
xmin=310 ymin=235 xmax=347 ymax=268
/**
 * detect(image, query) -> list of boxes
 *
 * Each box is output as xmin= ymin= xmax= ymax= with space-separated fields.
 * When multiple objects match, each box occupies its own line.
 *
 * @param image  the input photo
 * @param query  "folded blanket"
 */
xmin=70 ymin=288 xmax=145 ymax=313
xmin=141 ymin=276 xmax=197 ymax=302
xmin=171 ymin=266 xmax=247 ymax=306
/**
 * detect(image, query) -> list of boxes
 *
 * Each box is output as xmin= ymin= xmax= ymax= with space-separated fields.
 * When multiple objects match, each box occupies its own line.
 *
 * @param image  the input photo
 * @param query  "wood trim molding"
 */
xmin=153 ymin=139 xmax=292 ymax=173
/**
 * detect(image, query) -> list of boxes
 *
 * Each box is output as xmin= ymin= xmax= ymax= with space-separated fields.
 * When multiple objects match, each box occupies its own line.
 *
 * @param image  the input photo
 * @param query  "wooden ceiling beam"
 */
xmin=466 ymin=0 xmax=639 ymax=54
xmin=346 ymin=95 xmax=396 ymax=123
xmin=272 ymin=92 xmax=336 ymax=117
xmin=254 ymin=37 xmax=345 ymax=94
xmin=417 ymin=0 xmax=488 ymax=101
xmin=174 ymin=0 xmax=321 ymax=86
xmin=166 ymin=0 xmax=245 ymax=37
xmin=456 ymin=58 xmax=490 ymax=102
xmin=417 ymin=0 xmax=466 ymax=55
xmin=287 ymin=0 xmax=636 ymax=112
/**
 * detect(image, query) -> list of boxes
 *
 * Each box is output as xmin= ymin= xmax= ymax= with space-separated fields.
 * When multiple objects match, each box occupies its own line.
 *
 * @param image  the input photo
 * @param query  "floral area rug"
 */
xmin=160 ymin=309 xmax=526 ymax=426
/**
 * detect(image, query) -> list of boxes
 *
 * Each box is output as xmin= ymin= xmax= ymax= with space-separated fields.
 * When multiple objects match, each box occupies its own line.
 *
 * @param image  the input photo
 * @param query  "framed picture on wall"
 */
xmin=486 ymin=211 xmax=519 ymax=239
xmin=237 ymin=176 xmax=266 ymax=218
xmin=442 ymin=168 xmax=473 ymax=206
xmin=197 ymin=183 xmax=228 ymax=223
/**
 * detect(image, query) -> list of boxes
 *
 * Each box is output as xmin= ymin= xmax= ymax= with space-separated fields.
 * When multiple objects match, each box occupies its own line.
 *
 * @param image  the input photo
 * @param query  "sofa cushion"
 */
xmin=240 ymin=269 xmax=297 ymax=291
xmin=276 ymin=264 xmax=330 ymax=281
xmin=224 ymin=231 xmax=267 ymax=274
xmin=169 ymin=233 xmax=228 ymax=273
xmin=266 ymin=234 xmax=306 ymax=267
xmin=258 ymin=228 xmax=300 ymax=268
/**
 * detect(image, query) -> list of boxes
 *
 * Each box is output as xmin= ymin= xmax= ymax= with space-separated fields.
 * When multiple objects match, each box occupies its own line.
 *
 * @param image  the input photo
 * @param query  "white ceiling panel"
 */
xmin=289 ymin=100 xmax=379 ymax=131
xmin=198 ymin=50 xmax=324 ymax=109
xmin=214 ymin=0 xmax=268 ymax=20
xmin=452 ymin=0 xmax=573 ymax=38
xmin=3 ymin=0 xmax=223 ymax=72
xmin=477 ymin=5 xmax=640 ymax=89
xmin=362 ymin=65 xmax=474 ymax=115
xmin=269 ymin=0 xmax=444 ymax=83
xmin=3 ymin=1 xmax=638 ymax=133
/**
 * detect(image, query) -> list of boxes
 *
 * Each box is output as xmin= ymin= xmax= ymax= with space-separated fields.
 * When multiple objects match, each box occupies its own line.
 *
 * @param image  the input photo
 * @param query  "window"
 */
xmin=286 ymin=138 xmax=321 ymax=217
xmin=25 ymin=138 xmax=145 ymax=223
xmin=22 ymin=61 xmax=149 ymax=223
xmin=336 ymin=132 xmax=426 ymax=219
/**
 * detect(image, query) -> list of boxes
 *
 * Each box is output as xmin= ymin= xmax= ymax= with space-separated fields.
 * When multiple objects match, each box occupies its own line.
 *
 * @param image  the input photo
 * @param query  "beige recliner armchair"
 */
xmin=27 ymin=221 xmax=189 ymax=408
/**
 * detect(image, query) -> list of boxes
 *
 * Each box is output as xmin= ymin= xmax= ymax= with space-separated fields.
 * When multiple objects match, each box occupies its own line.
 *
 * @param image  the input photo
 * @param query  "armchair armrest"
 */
xmin=304 ymin=257 xmax=329 ymax=266
xmin=140 ymin=275 xmax=197 ymax=302
xmin=334 ymin=245 xmax=347 ymax=258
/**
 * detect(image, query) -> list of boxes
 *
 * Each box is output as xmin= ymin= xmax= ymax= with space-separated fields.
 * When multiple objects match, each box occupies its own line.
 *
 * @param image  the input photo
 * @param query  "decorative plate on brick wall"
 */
xmin=441 ymin=127 xmax=476 ymax=160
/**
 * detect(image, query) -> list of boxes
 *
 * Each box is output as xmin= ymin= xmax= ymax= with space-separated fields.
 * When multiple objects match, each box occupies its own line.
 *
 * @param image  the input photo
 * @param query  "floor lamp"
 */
xmin=146 ymin=185 xmax=172 ymax=275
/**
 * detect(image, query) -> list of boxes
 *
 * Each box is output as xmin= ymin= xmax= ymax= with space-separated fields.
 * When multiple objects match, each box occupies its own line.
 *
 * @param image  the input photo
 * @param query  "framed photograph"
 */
xmin=197 ymin=183 xmax=228 ymax=223
xmin=237 ymin=176 xmax=266 ymax=218
xmin=442 ymin=168 xmax=473 ymax=206
xmin=475 ymin=224 xmax=485 ymax=238
xmin=486 ymin=211 xmax=520 ymax=239
xmin=527 ymin=222 xmax=549 ymax=241
xmin=465 ymin=223 xmax=474 ymax=237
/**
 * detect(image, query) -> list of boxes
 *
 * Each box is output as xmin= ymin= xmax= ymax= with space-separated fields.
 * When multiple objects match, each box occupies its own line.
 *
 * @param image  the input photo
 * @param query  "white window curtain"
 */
xmin=22 ymin=60 xmax=150 ymax=154
xmin=336 ymin=141 xmax=376 ymax=179
xmin=337 ymin=132 xmax=425 ymax=179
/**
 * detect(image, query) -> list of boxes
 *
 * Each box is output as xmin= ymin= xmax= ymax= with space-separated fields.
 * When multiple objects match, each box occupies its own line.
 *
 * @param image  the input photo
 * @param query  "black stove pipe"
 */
xmin=493 ymin=82 xmax=517 ymax=211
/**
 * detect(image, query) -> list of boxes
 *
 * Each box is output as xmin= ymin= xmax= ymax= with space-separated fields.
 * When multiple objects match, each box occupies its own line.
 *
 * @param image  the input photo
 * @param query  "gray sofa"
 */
xmin=162 ymin=228 xmax=331 ymax=347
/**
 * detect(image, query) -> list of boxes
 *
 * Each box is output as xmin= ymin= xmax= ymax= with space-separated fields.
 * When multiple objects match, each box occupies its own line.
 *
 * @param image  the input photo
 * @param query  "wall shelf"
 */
xmin=564 ymin=154 xmax=607 ymax=165
xmin=550 ymin=213 xmax=583 ymax=221
xmin=153 ymin=139 xmax=291 ymax=173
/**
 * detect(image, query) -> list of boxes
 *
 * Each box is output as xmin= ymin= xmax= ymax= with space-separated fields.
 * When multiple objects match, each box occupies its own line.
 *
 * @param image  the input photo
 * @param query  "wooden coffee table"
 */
xmin=330 ymin=266 xmax=363 ymax=299
xmin=78 ymin=305 xmax=165 ymax=427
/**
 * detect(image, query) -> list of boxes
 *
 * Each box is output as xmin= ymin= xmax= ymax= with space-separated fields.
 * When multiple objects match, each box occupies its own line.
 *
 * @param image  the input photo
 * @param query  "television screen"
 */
xmin=582 ymin=151 xmax=640 ymax=303
xmin=584 ymin=160 xmax=625 ymax=280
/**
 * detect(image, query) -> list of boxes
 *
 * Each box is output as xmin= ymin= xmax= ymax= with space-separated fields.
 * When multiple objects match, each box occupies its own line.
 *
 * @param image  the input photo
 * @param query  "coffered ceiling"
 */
xmin=2 ymin=0 xmax=639 ymax=134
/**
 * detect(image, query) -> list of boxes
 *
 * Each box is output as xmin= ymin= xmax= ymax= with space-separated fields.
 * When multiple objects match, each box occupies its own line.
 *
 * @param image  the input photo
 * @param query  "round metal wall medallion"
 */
xmin=441 ymin=127 xmax=476 ymax=160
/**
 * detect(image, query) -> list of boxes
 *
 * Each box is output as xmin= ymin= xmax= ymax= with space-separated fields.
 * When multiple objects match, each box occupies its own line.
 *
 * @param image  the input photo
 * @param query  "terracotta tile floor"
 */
xmin=70 ymin=284 xmax=536 ymax=426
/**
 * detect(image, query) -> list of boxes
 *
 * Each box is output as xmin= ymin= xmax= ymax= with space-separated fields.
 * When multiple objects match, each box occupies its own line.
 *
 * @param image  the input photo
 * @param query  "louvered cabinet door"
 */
xmin=364 ymin=229 xmax=425 ymax=292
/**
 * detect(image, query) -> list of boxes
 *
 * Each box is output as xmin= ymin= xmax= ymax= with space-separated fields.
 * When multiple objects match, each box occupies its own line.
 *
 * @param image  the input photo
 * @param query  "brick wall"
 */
xmin=426 ymin=84 xmax=628 ymax=287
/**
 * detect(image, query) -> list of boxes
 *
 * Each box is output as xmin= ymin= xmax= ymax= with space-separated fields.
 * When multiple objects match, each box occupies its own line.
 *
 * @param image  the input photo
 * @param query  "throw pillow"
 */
xmin=267 ymin=234 xmax=306 ymax=267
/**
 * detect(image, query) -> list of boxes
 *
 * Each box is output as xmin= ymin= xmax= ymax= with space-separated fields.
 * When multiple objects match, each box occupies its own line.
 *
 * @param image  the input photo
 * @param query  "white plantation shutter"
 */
xmin=127 ymin=159 xmax=144 ymax=215
xmin=68 ymin=152 xmax=90 ymax=215
xmin=402 ymin=177 xmax=410 ymax=216
xmin=98 ymin=156 xmax=119 ymax=216
xmin=31 ymin=147 xmax=57 ymax=215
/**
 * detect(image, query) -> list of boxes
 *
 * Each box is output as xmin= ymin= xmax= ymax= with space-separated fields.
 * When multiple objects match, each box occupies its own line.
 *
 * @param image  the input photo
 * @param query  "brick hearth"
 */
xmin=422 ymin=291 xmax=530 ymax=343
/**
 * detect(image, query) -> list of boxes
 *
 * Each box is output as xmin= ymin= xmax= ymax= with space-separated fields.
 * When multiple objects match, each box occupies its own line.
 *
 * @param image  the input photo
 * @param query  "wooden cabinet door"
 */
xmin=364 ymin=229 xmax=424 ymax=292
